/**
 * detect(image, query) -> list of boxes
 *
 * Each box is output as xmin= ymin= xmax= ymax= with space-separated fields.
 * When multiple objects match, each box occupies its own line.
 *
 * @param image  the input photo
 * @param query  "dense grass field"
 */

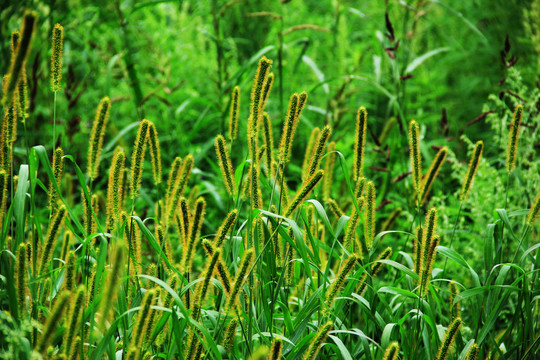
xmin=1 ymin=1 xmax=540 ymax=359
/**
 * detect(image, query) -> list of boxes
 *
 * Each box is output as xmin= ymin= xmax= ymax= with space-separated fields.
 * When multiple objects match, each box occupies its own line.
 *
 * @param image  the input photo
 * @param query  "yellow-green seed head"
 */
xmin=409 ymin=120 xmax=422 ymax=199
xmin=364 ymin=181 xmax=376 ymax=250
xmin=420 ymin=147 xmax=448 ymax=205
xmin=87 ymin=97 xmax=111 ymax=179
xmin=215 ymin=135 xmax=236 ymax=196
xmin=435 ymin=317 xmax=462 ymax=360
xmin=51 ymin=24 xmax=64 ymax=92
xmin=285 ymin=170 xmax=324 ymax=217
xmin=506 ymin=104 xmax=523 ymax=172
xmin=353 ymin=106 xmax=368 ymax=181
xmin=147 ymin=122 xmax=162 ymax=185
xmin=229 ymin=86 xmax=240 ymax=141
xmin=383 ymin=342 xmax=399 ymax=360
xmin=527 ymin=190 xmax=540 ymax=226
xmin=302 ymin=321 xmax=333 ymax=360
xmin=130 ymin=119 xmax=150 ymax=199
xmin=460 ymin=141 xmax=483 ymax=201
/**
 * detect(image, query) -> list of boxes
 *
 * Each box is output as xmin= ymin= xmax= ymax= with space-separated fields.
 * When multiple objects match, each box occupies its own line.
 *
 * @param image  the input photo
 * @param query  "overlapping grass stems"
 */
xmin=0 ymin=12 xmax=540 ymax=360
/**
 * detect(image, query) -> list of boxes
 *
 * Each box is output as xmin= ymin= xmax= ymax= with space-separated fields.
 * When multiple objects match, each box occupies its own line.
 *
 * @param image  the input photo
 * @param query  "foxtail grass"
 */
xmin=50 ymin=24 xmax=63 ymax=92
xmin=323 ymin=141 xmax=336 ymax=200
xmin=49 ymin=147 xmax=64 ymax=213
xmin=506 ymin=103 xmax=523 ymax=172
xmin=306 ymin=125 xmax=331 ymax=179
xmin=409 ymin=120 xmax=422 ymax=200
xmin=39 ymin=205 xmax=66 ymax=276
xmin=364 ymin=181 xmax=376 ymax=250
xmin=147 ymin=122 xmax=162 ymax=185
xmin=435 ymin=317 xmax=462 ymax=360
xmin=130 ymin=119 xmax=150 ymax=199
xmin=225 ymin=248 xmax=254 ymax=313
xmin=106 ymin=147 xmax=126 ymax=231
xmin=229 ymin=86 xmax=240 ymax=141
xmin=324 ymin=253 xmax=358 ymax=312
xmin=87 ymin=97 xmax=111 ymax=179
xmin=36 ymin=291 xmax=70 ymax=353
xmin=3 ymin=11 xmax=36 ymax=107
xmin=420 ymin=147 xmax=447 ymax=205
xmin=303 ymin=127 xmax=320 ymax=179
xmin=302 ymin=321 xmax=333 ymax=360
xmin=383 ymin=342 xmax=399 ymax=360
xmin=460 ymin=141 xmax=483 ymax=200
xmin=278 ymin=93 xmax=299 ymax=164
xmin=215 ymin=134 xmax=235 ymax=196
xmin=285 ymin=169 xmax=323 ymax=217
xmin=353 ymin=106 xmax=368 ymax=181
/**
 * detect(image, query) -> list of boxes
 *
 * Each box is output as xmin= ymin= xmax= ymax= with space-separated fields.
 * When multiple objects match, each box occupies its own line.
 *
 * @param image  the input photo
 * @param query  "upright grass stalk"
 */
xmin=229 ymin=86 xmax=240 ymax=142
xmin=364 ymin=181 xmax=376 ymax=250
xmin=324 ymin=253 xmax=357 ymax=312
xmin=86 ymin=97 xmax=111 ymax=180
xmin=302 ymin=321 xmax=333 ymax=360
xmin=106 ymin=147 xmax=126 ymax=231
xmin=409 ymin=120 xmax=422 ymax=202
xmin=420 ymin=147 xmax=448 ymax=205
xmin=435 ymin=317 xmax=462 ymax=360
xmin=130 ymin=119 xmax=150 ymax=199
xmin=215 ymin=134 xmax=235 ymax=196
xmin=146 ymin=122 xmax=162 ymax=185
xmin=306 ymin=125 xmax=331 ymax=180
xmin=36 ymin=291 xmax=70 ymax=354
xmin=50 ymin=23 xmax=63 ymax=150
xmin=353 ymin=106 xmax=367 ymax=181
xmin=39 ymin=205 xmax=66 ymax=276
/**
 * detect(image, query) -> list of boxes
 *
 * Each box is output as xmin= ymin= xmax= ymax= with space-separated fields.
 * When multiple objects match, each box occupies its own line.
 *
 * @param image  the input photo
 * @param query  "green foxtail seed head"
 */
xmin=250 ymin=161 xmax=261 ymax=211
xmin=192 ymin=248 xmax=221 ymax=321
xmin=302 ymin=321 xmax=333 ymax=360
xmin=51 ymin=24 xmax=63 ymax=92
xmin=130 ymin=119 xmax=150 ymax=198
xmin=182 ymin=197 xmax=206 ymax=273
xmin=223 ymin=318 xmax=238 ymax=353
xmin=106 ymin=147 xmax=125 ymax=231
xmin=460 ymin=141 xmax=483 ymax=201
xmin=202 ymin=239 xmax=232 ymax=293
xmin=449 ymin=281 xmax=461 ymax=318
xmin=372 ymin=247 xmax=392 ymax=277
xmin=354 ymin=106 xmax=368 ymax=181
xmin=16 ymin=243 xmax=26 ymax=318
xmin=132 ymin=290 xmax=156 ymax=358
xmin=285 ymin=170 xmax=324 ymax=217
xmin=63 ymin=286 xmax=85 ymax=358
xmin=465 ymin=344 xmax=479 ymax=360
xmin=166 ymin=157 xmax=182 ymax=205
xmin=413 ymin=225 xmax=423 ymax=275
xmin=285 ymin=242 xmax=295 ymax=286
xmin=12 ymin=31 xmax=29 ymax=122
xmin=87 ymin=263 xmax=98 ymax=306
xmin=343 ymin=197 xmax=364 ymax=251
xmin=420 ymin=234 xmax=439 ymax=297
xmin=39 ymin=205 xmax=67 ymax=276
xmin=296 ymin=91 xmax=308 ymax=120
xmin=49 ymin=147 xmax=64 ymax=213
xmin=166 ymin=154 xmax=193 ymax=224
xmin=226 ymin=248 xmax=254 ymax=314
xmin=60 ymin=231 xmax=72 ymax=261
xmin=269 ymin=337 xmax=283 ymax=360
xmin=327 ymin=198 xmax=345 ymax=219
xmin=323 ymin=141 xmax=336 ymax=200
xmin=324 ymin=253 xmax=358 ymax=311
xmin=248 ymin=56 xmax=272 ymax=151
xmin=527 ymin=190 xmax=540 ymax=225
xmin=3 ymin=11 xmax=36 ymax=107
xmin=64 ymin=251 xmax=76 ymax=291
xmin=424 ymin=207 xmax=438 ymax=244
xmin=303 ymin=127 xmax=321 ymax=179
xmin=278 ymin=93 xmax=299 ymax=163
xmin=177 ymin=197 xmax=191 ymax=244
xmin=37 ymin=290 xmax=70 ymax=353
xmin=435 ymin=317 xmax=462 ymax=360
xmin=409 ymin=119 xmax=422 ymax=199
xmin=81 ymin=185 xmax=92 ymax=236
xmin=364 ymin=180 xmax=376 ymax=250
xmin=506 ymin=104 xmax=523 ymax=172
xmin=420 ymin=147 xmax=448 ymax=205
xmin=229 ymin=86 xmax=240 ymax=141
xmin=146 ymin=122 xmax=162 ymax=185
xmin=87 ymin=97 xmax=111 ymax=179
xmin=215 ymin=135 xmax=236 ymax=196
xmin=214 ymin=209 xmax=238 ymax=248
xmin=262 ymin=112 xmax=274 ymax=176
xmin=262 ymin=72 xmax=275 ymax=110
xmin=307 ymin=125 xmax=331 ymax=179
xmin=90 ymin=193 xmax=99 ymax=236
xmin=163 ymin=274 xmax=179 ymax=309
xmin=383 ymin=342 xmax=399 ymax=360
xmin=2 ymin=75 xmax=18 ymax=146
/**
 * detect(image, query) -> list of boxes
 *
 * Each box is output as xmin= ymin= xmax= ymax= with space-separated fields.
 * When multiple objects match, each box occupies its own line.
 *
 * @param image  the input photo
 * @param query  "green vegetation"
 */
xmin=1 ymin=1 xmax=539 ymax=359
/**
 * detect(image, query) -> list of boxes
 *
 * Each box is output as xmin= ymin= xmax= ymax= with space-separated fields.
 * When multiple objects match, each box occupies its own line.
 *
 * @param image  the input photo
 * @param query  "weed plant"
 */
xmin=0 ymin=6 xmax=540 ymax=360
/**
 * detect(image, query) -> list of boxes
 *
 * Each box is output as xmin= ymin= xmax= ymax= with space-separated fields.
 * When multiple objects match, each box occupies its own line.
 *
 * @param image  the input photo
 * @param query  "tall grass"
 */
xmin=0 ymin=9 xmax=539 ymax=360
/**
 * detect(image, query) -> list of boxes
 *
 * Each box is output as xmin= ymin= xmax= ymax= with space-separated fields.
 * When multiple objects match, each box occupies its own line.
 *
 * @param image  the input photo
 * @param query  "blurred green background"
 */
xmin=1 ymin=0 xmax=536 ymax=162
